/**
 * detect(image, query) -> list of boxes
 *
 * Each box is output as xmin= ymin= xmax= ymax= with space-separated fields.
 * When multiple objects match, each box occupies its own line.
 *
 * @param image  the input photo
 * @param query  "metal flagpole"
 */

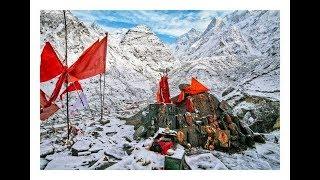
xmin=63 ymin=10 xmax=70 ymax=140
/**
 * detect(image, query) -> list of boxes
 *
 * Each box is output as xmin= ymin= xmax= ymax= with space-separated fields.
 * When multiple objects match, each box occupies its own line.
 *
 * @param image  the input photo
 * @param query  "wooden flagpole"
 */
xmin=63 ymin=10 xmax=70 ymax=140
xmin=99 ymin=74 xmax=103 ymax=121
xmin=102 ymin=32 xmax=108 ymax=120
xmin=100 ymin=32 xmax=108 ymax=121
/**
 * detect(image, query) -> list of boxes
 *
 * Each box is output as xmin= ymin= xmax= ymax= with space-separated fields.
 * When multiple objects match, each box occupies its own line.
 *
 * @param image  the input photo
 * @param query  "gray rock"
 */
xmin=253 ymin=133 xmax=266 ymax=143
xmin=134 ymin=125 xmax=145 ymax=139
xmin=95 ymin=127 xmax=104 ymax=131
xmin=71 ymin=140 xmax=91 ymax=156
xmin=40 ymin=145 xmax=54 ymax=157
xmin=222 ymin=87 xmax=235 ymax=97
xmin=40 ymin=158 xmax=49 ymax=170
xmin=99 ymin=119 xmax=110 ymax=125
xmin=78 ymin=151 xmax=91 ymax=156
xmin=123 ymin=136 xmax=133 ymax=142
xmin=105 ymin=147 xmax=127 ymax=160
xmin=106 ymin=132 xmax=117 ymax=136
xmin=91 ymin=131 xmax=101 ymax=138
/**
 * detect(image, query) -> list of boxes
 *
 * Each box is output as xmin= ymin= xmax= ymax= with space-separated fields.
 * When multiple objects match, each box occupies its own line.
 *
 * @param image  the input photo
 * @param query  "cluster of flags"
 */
xmin=40 ymin=35 xmax=108 ymax=121
xmin=156 ymin=76 xmax=209 ymax=105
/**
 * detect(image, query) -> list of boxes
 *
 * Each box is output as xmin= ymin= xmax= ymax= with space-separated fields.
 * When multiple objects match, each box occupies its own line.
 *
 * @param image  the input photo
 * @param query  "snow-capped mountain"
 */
xmin=172 ymin=10 xmax=279 ymax=60
xmin=170 ymin=10 xmax=280 ymax=101
xmin=40 ymin=10 xmax=280 ymax=170
xmin=173 ymin=28 xmax=202 ymax=57
xmin=40 ymin=10 xmax=175 ymax=121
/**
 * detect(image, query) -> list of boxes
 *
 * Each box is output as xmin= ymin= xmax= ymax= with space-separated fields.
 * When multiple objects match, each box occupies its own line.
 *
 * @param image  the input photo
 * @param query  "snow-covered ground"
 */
xmin=40 ymin=10 xmax=280 ymax=170
xmin=41 ymin=117 xmax=279 ymax=170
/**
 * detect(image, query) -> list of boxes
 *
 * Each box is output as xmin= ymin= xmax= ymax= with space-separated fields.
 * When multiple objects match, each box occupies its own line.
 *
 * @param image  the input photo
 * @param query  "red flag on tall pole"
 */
xmin=41 ymin=42 xmax=64 ymax=82
xmin=68 ymin=36 xmax=107 ymax=82
xmin=42 ymin=35 xmax=108 ymax=108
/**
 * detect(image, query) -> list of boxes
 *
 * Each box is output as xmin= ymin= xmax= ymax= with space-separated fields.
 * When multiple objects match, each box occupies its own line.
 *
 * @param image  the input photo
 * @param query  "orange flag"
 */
xmin=185 ymin=77 xmax=209 ymax=95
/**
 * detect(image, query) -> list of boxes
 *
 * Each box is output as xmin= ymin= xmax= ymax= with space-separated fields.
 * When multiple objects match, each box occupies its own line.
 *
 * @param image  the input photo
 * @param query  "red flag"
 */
xmin=40 ymin=36 xmax=107 ymax=106
xmin=68 ymin=36 xmax=107 ymax=82
xmin=184 ymin=77 xmax=209 ymax=95
xmin=176 ymin=91 xmax=185 ymax=103
xmin=40 ymin=90 xmax=48 ymax=108
xmin=59 ymin=81 xmax=83 ymax=100
xmin=156 ymin=76 xmax=171 ymax=103
xmin=40 ymin=90 xmax=59 ymax=121
xmin=156 ymin=85 xmax=163 ymax=103
xmin=41 ymin=42 xmax=64 ymax=82
xmin=46 ymin=71 xmax=67 ymax=107
xmin=40 ymin=103 xmax=59 ymax=121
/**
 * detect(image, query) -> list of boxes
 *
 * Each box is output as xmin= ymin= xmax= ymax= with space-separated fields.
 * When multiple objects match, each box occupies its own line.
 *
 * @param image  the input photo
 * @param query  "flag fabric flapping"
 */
xmin=40 ymin=42 xmax=65 ymax=82
xmin=40 ymin=90 xmax=59 ymax=121
xmin=68 ymin=36 xmax=107 ymax=82
xmin=70 ymin=92 xmax=89 ymax=111
xmin=59 ymin=81 xmax=83 ymax=100
xmin=184 ymin=77 xmax=209 ymax=95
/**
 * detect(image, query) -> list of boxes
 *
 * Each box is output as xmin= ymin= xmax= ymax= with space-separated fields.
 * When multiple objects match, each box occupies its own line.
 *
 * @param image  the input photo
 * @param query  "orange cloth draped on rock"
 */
xmin=175 ymin=77 xmax=209 ymax=103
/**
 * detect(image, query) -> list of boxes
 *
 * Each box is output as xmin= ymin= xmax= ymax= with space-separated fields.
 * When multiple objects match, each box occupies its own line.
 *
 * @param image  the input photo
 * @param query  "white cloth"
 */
xmin=70 ymin=92 xmax=89 ymax=111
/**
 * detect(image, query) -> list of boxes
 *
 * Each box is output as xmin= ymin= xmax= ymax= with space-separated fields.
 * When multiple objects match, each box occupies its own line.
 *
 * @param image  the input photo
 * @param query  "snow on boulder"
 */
xmin=89 ymin=143 xmax=104 ymax=153
xmin=40 ymin=144 xmax=54 ymax=157
xmin=104 ymin=146 xmax=127 ymax=160
xmin=185 ymin=153 xmax=228 ymax=170
xmin=45 ymin=155 xmax=92 ymax=170
xmin=71 ymin=140 xmax=92 ymax=156
xmin=40 ymin=158 xmax=49 ymax=170
xmin=212 ymin=145 xmax=275 ymax=170
xmin=107 ymin=147 xmax=165 ymax=170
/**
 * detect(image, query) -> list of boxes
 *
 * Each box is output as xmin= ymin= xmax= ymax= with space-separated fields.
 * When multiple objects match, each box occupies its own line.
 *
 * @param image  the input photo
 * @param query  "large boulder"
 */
xmin=71 ymin=140 xmax=92 ymax=156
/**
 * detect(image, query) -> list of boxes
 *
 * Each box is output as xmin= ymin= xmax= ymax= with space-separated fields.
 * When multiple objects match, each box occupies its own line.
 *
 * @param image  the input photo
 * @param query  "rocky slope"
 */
xmin=40 ymin=10 xmax=280 ymax=170
xmin=170 ymin=10 xmax=280 ymax=130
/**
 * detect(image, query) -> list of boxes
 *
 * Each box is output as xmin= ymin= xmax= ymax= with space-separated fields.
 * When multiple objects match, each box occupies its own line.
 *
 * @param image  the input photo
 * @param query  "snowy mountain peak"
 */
xmin=172 ymin=28 xmax=201 ymax=56
xmin=178 ymin=28 xmax=201 ymax=43
xmin=187 ymin=28 xmax=198 ymax=34
xmin=130 ymin=24 xmax=153 ymax=34
xmin=203 ymin=17 xmax=217 ymax=35
xmin=202 ymin=17 xmax=225 ymax=37
xmin=215 ymin=17 xmax=225 ymax=29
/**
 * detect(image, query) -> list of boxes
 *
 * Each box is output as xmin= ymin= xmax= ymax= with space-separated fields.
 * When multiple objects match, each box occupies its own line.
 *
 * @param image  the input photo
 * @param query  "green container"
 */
xmin=164 ymin=155 xmax=184 ymax=170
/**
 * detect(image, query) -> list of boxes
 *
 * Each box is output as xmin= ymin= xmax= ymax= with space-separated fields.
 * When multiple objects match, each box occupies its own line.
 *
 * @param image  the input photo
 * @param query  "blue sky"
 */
xmin=72 ymin=10 xmax=229 ymax=44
